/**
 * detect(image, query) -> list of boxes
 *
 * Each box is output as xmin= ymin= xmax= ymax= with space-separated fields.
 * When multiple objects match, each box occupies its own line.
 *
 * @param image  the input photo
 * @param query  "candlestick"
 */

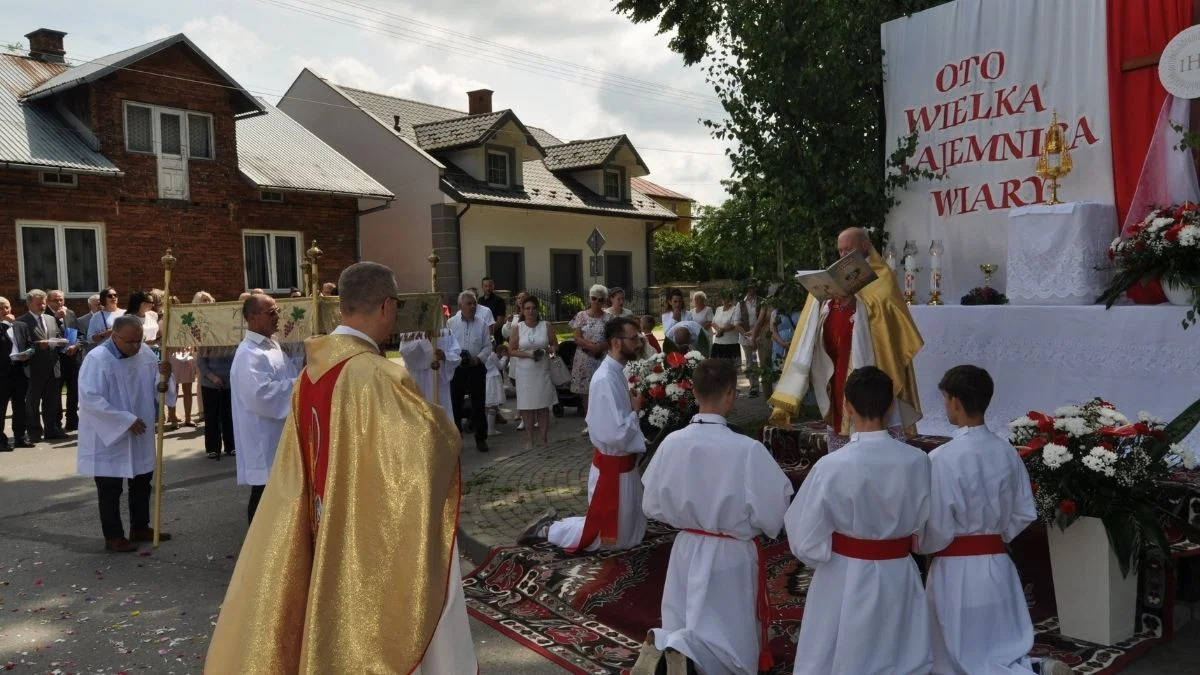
xmin=927 ymin=239 xmax=944 ymax=305
xmin=902 ymin=240 xmax=918 ymax=305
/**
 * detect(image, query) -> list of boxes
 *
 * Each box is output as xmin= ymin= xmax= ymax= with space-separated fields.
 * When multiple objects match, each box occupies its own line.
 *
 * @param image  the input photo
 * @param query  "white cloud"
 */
xmin=385 ymin=66 xmax=487 ymax=110
xmin=290 ymin=55 xmax=388 ymax=93
xmin=142 ymin=15 xmax=269 ymax=87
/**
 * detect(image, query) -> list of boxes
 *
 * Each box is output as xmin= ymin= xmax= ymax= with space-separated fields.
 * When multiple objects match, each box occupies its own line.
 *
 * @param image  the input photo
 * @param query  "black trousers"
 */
xmin=200 ymin=386 xmax=235 ymax=454
xmin=0 ymin=371 xmax=28 ymax=444
xmin=451 ymin=362 xmax=488 ymax=445
xmin=248 ymin=484 xmax=265 ymax=524
xmin=61 ymin=356 xmax=79 ymax=428
xmin=26 ymin=370 xmax=62 ymax=438
xmin=94 ymin=472 xmax=152 ymax=540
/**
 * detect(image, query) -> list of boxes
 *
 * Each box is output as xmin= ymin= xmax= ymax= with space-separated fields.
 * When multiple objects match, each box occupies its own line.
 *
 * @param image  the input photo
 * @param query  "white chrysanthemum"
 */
xmin=1010 ymin=416 xmax=1036 ymax=428
xmin=1172 ymin=443 xmax=1198 ymax=470
xmin=1054 ymin=417 xmax=1091 ymax=437
xmin=1150 ymin=217 xmax=1174 ymax=231
xmin=1137 ymin=411 xmax=1165 ymax=426
xmin=666 ymin=383 xmax=684 ymax=400
xmin=1042 ymin=443 xmax=1073 ymax=469
xmin=648 ymin=406 xmax=671 ymax=429
xmin=1097 ymin=408 xmax=1128 ymax=426
xmin=685 ymin=350 xmax=703 ymax=361
xmin=1054 ymin=405 xmax=1082 ymax=418
xmin=647 ymin=372 xmax=664 ymax=384
xmin=1179 ymin=224 xmax=1200 ymax=247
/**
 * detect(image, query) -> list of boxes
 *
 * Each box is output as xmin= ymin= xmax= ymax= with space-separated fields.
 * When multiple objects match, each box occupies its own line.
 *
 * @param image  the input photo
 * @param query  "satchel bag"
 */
xmin=549 ymin=355 xmax=571 ymax=387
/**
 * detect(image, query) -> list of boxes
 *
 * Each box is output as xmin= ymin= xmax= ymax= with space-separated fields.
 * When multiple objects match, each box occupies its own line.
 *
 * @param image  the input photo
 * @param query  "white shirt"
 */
xmin=711 ymin=305 xmax=741 ymax=345
xmin=396 ymin=329 xmax=461 ymax=419
xmin=76 ymin=343 xmax=175 ymax=478
xmin=447 ymin=311 xmax=492 ymax=363
xmin=87 ymin=309 xmax=125 ymax=343
xmin=661 ymin=310 xmax=692 ymax=338
xmin=669 ymin=320 xmax=702 ymax=346
xmin=230 ymin=330 xmax=298 ymax=486
xmin=476 ymin=304 xmax=496 ymax=328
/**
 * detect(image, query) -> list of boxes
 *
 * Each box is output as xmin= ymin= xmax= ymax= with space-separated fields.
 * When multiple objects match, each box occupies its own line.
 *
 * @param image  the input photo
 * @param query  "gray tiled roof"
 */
xmin=412 ymin=110 xmax=507 ymax=151
xmin=0 ymin=54 xmax=121 ymax=174
xmin=440 ymin=159 xmax=676 ymax=220
xmin=236 ymin=99 xmax=393 ymax=199
xmin=338 ymin=85 xmax=563 ymax=147
xmin=542 ymin=136 xmax=624 ymax=171
xmin=23 ymin=34 xmax=262 ymax=115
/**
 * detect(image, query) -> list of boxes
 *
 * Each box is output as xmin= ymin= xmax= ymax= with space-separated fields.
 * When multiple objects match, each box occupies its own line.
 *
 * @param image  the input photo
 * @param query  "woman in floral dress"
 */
xmin=569 ymin=284 xmax=612 ymax=426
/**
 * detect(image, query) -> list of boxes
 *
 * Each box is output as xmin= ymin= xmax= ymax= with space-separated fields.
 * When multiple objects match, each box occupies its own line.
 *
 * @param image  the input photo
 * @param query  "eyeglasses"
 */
xmin=590 ymin=297 xmax=603 ymax=302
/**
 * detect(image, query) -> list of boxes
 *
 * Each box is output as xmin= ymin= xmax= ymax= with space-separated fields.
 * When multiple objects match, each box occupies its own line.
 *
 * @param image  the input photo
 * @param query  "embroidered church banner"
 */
xmin=881 ymin=0 xmax=1116 ymax=301
xmin=163 ymin=294 xmax=441 ymax=350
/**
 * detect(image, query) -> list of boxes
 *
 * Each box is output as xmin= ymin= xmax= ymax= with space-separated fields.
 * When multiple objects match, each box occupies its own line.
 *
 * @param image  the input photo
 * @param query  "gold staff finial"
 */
xmin=161 ymin=248 xmax=176 ymax=269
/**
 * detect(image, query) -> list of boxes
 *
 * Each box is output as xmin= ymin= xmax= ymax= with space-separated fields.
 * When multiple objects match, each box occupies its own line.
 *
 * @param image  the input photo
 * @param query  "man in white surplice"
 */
xmin=785 ymin=365 xmax=932 ymax=675
xmin=77 ymin=314 xmax=176 ymax=552
xmin=634 ymin=358 xmax=793 ymax=675
xmin=916 ymin=365 xmax=1071 ymax=675
xmin=519 ymin=316 xmax=647 ymax=552
xmin=231 ymin=294 xmax=298 ymax=525
xmin=396 ymin=329 xmax=461 ymax=423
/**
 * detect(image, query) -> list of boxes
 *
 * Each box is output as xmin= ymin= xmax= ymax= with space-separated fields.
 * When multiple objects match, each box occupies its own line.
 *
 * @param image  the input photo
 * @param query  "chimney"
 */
xmin=25 ymin=28 xmax=67 ymax=64
xmin=467 ymin=89 xmax=493 ymax=115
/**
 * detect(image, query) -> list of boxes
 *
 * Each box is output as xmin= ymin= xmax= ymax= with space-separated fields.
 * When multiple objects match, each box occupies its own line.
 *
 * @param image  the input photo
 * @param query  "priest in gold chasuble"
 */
xmin=769 ymin=228 xmax=924 ymax=437
xmin=205 ymin=262 xmax=477 ymax=674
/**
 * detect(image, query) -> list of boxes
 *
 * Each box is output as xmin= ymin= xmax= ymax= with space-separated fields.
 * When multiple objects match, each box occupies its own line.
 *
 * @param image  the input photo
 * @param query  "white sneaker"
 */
xmin=517 ymin=420 xmax=526 ymax=431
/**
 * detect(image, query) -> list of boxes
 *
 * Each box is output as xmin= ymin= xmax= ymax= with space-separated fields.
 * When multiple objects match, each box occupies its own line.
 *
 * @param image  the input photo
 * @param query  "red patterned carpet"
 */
xmin=463 ymin=521 xmax=1177 ymax=675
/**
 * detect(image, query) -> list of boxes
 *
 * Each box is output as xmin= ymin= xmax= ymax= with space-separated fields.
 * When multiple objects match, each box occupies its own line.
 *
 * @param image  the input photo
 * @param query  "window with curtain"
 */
xmin=125 ymin=104 xmax=152 ymax=153
xmin=188 ymin=113 xmax=213 ymax=159
xmin=18 ymin=222 xmax=103 ymax=296
xmin=243 ymin=231 xmax=302 ymax=292
xmin=487 ymin=151 xmax=509 ymax=186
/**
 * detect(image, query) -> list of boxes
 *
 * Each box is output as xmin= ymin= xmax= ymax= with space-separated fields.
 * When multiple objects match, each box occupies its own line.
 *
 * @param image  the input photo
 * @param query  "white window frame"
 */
xmin=15 ymin=219 xmax=106 ymax=299
xmin=241 ymin=229 xmax=303 ymax=293
xmin=122 ymin=101 xmax=215 ymax=160
xmin=603 ymin=169 xmax=622 ymax=201
xmin=486 ymin=150 xmax=510 ymax=188
xmin=39 ymin=171 xmax=77 ymax=188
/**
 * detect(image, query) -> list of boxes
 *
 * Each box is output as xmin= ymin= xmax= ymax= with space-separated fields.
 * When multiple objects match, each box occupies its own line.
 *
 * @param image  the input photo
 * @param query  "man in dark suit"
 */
xmin=47 ymin=290 xmax=82 ymax=431
xmin=1 ymin=297 xmax=31 ymax=450
xmin=478 ymin=277 xmax=507 ymax=346
xmin=14 ymin=290 xmax=66 ymax=442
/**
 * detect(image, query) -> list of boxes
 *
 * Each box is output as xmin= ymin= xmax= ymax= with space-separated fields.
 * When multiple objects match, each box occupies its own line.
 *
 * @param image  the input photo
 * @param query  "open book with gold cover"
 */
xmin=795 ymin=251 xmax=877 ymax=301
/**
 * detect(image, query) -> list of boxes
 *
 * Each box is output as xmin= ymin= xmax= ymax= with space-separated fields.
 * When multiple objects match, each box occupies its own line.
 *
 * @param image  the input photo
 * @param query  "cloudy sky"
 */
xmin=3 ymin=0 xmax=732 ymax=206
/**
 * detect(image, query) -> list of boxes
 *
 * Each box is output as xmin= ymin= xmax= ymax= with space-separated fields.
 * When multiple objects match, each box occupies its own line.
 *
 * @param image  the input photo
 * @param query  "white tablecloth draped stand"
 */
xmin=910 ymin=305 xmax=1200 ymax=448
xmin=1006 ymin=202 xmax=1116 ymax=305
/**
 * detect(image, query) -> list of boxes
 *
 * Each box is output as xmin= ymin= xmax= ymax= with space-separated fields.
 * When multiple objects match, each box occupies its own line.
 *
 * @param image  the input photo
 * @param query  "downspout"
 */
xmin=454 ymin=203 xmax=472 ymax=297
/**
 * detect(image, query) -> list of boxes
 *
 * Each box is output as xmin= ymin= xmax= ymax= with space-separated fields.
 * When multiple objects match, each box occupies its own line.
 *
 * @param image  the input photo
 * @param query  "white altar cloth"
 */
xmin=1006 ymin=202 xmax=1116 ymax=305
xmin=910 ymin=305 xmax=1200 ymax=448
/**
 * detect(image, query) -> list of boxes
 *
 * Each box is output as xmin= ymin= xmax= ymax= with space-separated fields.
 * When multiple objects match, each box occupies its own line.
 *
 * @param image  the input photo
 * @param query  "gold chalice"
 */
xmin=979 ymin=264 xmax=998 ymax=289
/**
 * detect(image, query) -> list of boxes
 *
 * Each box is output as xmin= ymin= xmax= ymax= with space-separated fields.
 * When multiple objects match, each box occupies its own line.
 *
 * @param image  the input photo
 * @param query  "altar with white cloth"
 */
xmin=909 ymin=305 xmax=1200 ymax=447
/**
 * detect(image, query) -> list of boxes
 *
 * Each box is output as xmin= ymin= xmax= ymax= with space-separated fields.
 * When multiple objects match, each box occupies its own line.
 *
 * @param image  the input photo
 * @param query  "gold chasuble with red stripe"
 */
xmin=205 ymin=334 xmax=462 ymax=674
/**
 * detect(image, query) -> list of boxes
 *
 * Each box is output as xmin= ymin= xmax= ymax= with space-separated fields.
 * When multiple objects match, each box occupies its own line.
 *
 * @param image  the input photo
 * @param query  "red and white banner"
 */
xmin=882 ymin=0 xmax=1116 ymax=301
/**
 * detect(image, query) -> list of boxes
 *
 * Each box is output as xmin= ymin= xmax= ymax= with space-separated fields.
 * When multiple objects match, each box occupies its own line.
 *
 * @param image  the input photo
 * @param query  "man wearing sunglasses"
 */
xmin=230 ymin=294 xmax=298 ymax=524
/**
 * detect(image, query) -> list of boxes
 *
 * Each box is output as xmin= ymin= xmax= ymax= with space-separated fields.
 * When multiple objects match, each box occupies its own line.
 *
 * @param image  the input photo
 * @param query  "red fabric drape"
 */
xmin=1107 ymin=0 xmax=1192 ymax=303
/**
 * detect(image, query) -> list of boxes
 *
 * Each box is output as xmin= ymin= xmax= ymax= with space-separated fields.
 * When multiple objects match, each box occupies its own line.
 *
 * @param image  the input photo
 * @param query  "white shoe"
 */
xmin=489 ymin=429 xmax=501 ymax=436
xmin=517 ymin=420 xmax=525 ymax=431
xmin=580 ymin=426 xmax=589 ymax=435
xmin=629 ymin=634 xmax=661 ymax=675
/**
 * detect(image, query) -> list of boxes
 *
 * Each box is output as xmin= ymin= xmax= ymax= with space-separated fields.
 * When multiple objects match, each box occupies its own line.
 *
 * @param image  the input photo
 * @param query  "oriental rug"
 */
xmin=463 ymin=521 xmax=1172 ymax=675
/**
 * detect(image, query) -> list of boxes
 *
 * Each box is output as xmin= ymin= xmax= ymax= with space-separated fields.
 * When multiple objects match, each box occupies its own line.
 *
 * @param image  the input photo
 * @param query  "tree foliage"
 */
xmin=616 ymin=0 xmax=943 ymax=275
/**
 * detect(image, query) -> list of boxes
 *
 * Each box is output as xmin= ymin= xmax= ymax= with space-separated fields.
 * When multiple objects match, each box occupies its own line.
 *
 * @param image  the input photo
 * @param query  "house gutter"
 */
xmin=2 ymin=161 xmax=123 ymax=177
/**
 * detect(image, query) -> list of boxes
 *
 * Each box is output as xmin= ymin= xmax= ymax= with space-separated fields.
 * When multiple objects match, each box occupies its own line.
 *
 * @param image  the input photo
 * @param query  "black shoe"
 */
xmin=26 ymin=435 xmax=42 ymax=444
xmin=225 ymin=449 xmax=236 ymax=457
xmin=45 ymin=430 xmax=69 ymax=440
xmin=65 ymin=422 xmax=78 ymax=432
xmin=0 ymin=444 xmax=11 ymax=453
xmin=517 ymin=509 xmax=558 ymax=546
xmin=16 ymin=437 xmax=35 ymax=448
xmin=206 ymin=451 xmax=220 ymax=459
xmin=476 ymin=441 xmax=490 ymax=453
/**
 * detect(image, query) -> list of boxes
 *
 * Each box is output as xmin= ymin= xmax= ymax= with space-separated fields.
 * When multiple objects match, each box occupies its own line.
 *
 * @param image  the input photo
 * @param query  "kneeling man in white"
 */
xmin=635 ymin=358 xmax=793 ymax=675
xmin=785 ymin=365 xmax=932 ymax=675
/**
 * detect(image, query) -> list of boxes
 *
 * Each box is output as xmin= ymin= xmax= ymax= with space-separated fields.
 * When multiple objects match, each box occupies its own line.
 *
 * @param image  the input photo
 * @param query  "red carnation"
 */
xmin=653 ymin=365 xmax=664 ymax=374
xmin=1059 ymin=499 xmax=1077 ymax=515
xmin=666 ymin=352 xmax=687 ymax=369
xmin=679 ymin=380 xmax=693 ymax=390
xmin=628 ymin=375 xmax=639 ymax=384
xmin=649 ymin=384 xmax=667 ymax=400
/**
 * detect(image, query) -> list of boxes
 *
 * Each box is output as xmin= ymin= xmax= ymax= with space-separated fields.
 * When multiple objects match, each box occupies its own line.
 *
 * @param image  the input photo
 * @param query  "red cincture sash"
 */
xmin=830 ymin=532 xmax=913 ymax=560
xmin=296 ymin=361 xmax=349 ymax=540
xmin=569 ymin=450 xmax=638 ymax=553
xmin=935 ymin=533 xmax=1006 ymax=557
xmin=682 ymin=529 xmax=774 ymax=671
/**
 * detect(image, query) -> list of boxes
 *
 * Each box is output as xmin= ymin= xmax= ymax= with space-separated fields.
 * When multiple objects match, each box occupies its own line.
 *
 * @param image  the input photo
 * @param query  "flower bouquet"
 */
xmin=625 ymin=345 xmax=703 ymax=460
xmin=1098 ymin=203 xmax=1200 ymax=328
xmin=960 ymin=286 xmax=1009 ymax=305
xmin=1009 ymin=397 xmax=1200 ymax=576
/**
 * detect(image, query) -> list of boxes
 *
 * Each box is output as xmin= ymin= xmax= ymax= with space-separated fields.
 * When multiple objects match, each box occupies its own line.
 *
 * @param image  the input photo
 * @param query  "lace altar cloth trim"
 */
xmin=1006 ymin=202 xmax=1116 ymax=304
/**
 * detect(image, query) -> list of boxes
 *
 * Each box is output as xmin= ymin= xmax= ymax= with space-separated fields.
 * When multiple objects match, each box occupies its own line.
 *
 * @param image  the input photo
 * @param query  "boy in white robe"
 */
xmin=519 ymin=317 xmax=647 ymax=551
xmin=785 ymin=365 xmax=932 ymax=675
xmin=396 ymin=329 xmax=461 ymax=423
xmin=917 ymin=365 xmax=1073 ymax=675
xmin=77 ymin=315 xmax=175 ymax=552
xmin=635 ymin=358 xmax=794 ymax=675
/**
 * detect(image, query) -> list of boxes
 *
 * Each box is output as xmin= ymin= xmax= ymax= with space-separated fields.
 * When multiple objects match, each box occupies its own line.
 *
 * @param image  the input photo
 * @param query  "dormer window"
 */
xmin=604 ymin=169 xmax=622 ymax=200
xmin=487 ymin=150 xmax=510 ymax=187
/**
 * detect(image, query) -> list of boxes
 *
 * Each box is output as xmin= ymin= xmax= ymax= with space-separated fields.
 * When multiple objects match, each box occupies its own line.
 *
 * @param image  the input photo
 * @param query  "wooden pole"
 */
xmin=428 ymin=252 xmax=441 ymax=403
xmin=152 ymin=248 xmax=176 ymax=547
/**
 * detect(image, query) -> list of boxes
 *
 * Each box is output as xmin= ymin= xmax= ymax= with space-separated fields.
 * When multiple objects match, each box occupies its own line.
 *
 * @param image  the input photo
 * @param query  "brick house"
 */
xmin=278 ymin=71 xmax=679 ymax=314
xmin=1 ymin=29 xmax=391 ymax=312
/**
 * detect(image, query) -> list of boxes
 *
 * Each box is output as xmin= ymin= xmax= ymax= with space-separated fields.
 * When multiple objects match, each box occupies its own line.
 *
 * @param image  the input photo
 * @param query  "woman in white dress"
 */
xmin=508 ymin=295 xmax=558 ymax=449
xmin=690 ymin=290 xmax=714 ymax=344
xmin=661 ymin=288 xmax=691 ymax=337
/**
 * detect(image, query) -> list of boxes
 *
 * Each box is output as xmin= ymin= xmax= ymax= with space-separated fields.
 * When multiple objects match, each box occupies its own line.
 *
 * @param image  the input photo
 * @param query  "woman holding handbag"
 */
xmin=509 ymin=295 xmax=558 ymax=449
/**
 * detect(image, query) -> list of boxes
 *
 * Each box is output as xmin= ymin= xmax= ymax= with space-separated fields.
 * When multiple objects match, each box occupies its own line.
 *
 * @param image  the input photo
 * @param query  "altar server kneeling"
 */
xmin=784 ymin=365 xmax=932 ymax=675
xmin=634 ymin=358 xmax=793 ymax=675
xmin=917 ymin=365 xmax=1073 ymax=675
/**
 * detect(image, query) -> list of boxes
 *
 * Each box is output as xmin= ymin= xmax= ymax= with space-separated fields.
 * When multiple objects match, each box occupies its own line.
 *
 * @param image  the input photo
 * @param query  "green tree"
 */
xmin=615 ymin=0 xmax=941 ymax=273
xmin=653 ymin=228 xmax=707 ymax=283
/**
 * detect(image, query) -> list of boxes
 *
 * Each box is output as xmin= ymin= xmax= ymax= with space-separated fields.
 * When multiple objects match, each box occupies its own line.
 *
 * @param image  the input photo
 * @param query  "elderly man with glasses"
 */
xmin=230 ymin=293 xmax=298 ymax=524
